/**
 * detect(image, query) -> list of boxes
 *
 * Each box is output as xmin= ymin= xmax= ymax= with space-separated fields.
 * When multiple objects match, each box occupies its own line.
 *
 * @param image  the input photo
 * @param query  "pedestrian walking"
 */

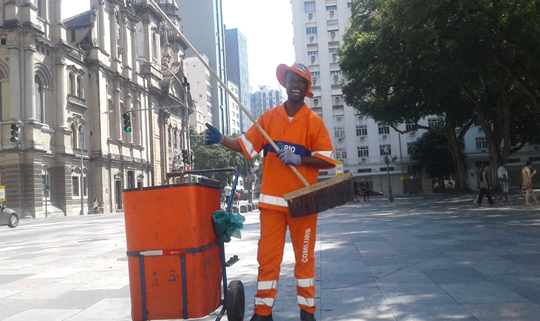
xmin=204 ymin=62 xmax=336 ymax=321
xmin=497 ymin=161 xmax=510 ymax=205
xmin=522 ymin=161 xmax=539 ymax=206
xmin=353 ymin=181 xmax=361 ymax=202
xmin=475 ymin=164 xmax=495 ymax=206
xmin=361 ymin=179 xmax=370 ymax=202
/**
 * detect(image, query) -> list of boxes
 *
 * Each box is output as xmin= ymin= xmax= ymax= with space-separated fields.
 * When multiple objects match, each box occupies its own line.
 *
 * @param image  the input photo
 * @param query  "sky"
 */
xmin=62 ymin=0 xmax=295 ymax=92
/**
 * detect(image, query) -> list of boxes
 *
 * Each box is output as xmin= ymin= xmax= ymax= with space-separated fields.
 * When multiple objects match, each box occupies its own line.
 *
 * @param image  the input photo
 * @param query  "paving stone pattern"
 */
xmin=0 ymin=195 xmax=539 ymax=320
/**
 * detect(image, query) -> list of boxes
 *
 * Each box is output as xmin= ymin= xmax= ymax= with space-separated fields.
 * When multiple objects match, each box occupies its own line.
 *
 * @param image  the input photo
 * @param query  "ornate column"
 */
xmin=110 ymin=5 xmax=119 ymax=72
xmin=23 ymin=34 xmax=36 ymax=120
xmin=55 ymin=57 xmax=67 ymax=129
xmin=7 ymin=32 xmax=21 ymax=119
xmin=98 ymin=0 xmax=106 ymax=51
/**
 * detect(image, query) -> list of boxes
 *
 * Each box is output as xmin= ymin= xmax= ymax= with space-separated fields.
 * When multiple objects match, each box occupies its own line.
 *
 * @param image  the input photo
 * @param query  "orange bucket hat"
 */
xmin=276 ymin=62 xmax=314 ymax=98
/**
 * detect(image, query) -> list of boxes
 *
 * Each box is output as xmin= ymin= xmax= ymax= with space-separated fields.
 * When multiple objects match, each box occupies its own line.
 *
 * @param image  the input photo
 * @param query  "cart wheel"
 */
xmin=226 ymin=280 xmax=245 ymax=321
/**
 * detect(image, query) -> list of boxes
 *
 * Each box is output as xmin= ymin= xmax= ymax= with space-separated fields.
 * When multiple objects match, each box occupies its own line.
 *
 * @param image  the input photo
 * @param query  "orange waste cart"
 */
xmin=123 ymin=169 xmax=245 ymax=321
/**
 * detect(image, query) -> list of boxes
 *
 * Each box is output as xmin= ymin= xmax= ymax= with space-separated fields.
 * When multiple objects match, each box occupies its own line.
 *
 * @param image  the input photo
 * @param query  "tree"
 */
xmin=408 ymin=131 xmax=456 ymax=191
xmin=190 ymin=126 xmax=259 ymax=185
xmin=340 ymin=0 xmax=540 ymax=190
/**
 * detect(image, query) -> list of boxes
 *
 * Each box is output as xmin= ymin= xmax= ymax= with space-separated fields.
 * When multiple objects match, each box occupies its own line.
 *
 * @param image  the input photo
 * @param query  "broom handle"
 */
xmin=147 ymin=0 xmax=310 ymax=187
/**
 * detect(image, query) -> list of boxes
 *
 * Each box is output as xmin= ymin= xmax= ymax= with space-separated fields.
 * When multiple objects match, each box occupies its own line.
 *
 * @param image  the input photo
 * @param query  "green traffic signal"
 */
xmin=123 ymin=113 xmax=131 ymax=132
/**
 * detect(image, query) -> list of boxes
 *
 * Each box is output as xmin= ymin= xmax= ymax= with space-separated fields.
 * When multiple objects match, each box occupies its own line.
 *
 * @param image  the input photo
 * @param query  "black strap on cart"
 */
xmin=127 ymin=239 xmax=221 ymax=320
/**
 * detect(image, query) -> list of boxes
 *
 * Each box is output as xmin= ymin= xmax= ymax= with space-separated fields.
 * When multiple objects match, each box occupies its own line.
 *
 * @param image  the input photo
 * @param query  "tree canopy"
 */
xmin=190 ymin=126 xmax=258 ymax=185
xmin=340 ymin=0 xmax=540 ymax=190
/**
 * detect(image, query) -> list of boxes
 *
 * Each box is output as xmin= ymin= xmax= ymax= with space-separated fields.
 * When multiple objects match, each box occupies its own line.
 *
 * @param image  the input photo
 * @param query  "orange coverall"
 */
xmin=237 ymin=103 xmax=335 ymax=316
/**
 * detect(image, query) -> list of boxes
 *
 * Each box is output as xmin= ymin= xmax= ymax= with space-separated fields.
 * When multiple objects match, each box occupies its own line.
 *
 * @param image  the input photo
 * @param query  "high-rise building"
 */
xmin=225 ymin=28 xmax=251 ymax=133
xmin=176 ymin=0 xmax=230 ymax=135
xmin=185 ymin=56 xmax=213 ymax=134
xmin=291 ymin=0 xmax=414 ymax=194
xmin=250 ymin=86 xmax=285 ymax=121
xmin=291 ymin=0 xmax=540 ymax=195
xmin=228 ymin=81 xmax=241 ymax=135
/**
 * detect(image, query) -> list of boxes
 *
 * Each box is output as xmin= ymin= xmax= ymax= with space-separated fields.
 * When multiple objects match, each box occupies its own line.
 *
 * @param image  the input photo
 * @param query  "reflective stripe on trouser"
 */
xmin=254 ymin=208 xmax=318 ymax=316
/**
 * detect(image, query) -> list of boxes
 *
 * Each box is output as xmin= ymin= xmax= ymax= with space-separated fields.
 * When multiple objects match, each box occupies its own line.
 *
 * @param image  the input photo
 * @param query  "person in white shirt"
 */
xmin=224 ymin=184 xmax=232 ymax=198
xmin=497 ymin=161 xmax=509 ymax=205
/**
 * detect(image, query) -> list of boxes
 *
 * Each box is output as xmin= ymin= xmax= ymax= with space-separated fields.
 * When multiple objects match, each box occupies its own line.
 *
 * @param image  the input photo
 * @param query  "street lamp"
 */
xmin=79 ymin=124 xmax=85 ymax=215
xmin=384 ymin=146 xmax=394 ymax=202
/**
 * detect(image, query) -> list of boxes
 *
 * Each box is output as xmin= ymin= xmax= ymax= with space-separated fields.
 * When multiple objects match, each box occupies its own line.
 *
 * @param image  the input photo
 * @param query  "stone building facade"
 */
xmin=0 ymin=0 xmax=191 ymax=217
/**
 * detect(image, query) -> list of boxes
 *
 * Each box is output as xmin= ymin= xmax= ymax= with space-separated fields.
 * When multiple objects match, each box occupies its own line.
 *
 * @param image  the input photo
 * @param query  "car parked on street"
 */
xmin=0 ymin=206 xmax=19 ymax=228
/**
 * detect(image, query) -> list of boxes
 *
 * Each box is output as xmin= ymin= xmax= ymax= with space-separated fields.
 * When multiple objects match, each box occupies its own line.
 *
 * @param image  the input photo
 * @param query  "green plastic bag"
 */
xmin=212 ymin=211 xmax=246 ymax=243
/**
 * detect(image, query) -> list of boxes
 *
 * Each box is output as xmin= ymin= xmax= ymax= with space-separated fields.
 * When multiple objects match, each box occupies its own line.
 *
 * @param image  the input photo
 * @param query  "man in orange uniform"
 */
xmin=204 ymin=62 xmax=336 ymax=321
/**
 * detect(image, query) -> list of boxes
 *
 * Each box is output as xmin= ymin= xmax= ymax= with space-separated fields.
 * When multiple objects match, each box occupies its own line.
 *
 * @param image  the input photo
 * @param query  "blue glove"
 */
xmin=204 ymin=123 xmax=224 ymax=145
xmin=276 ymin=149 xmax=301 ymax=166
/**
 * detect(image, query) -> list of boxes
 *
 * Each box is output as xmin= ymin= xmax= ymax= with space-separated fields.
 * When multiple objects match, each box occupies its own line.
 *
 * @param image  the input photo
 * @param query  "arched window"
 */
xmin=77 ymin=75 xmax=82 ymax=97
xmin=108 ymin=100 xmax=115 ymax=139
xmin=35 ymin=76 xmax=44 ymax=122
xmin=152 ymin=33 xmax=158 ymax=61
xmin=69 ymin=73 xmax=75 ymax=95
xmin=37 ymin=0 xmax=43 ymax=18
xmin=71 ymin=123 xmax=78 ymax=149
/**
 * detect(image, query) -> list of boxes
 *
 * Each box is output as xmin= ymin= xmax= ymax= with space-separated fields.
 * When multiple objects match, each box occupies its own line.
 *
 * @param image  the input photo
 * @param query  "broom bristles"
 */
xmin=284 ymin=172 xmax=355 ymax=218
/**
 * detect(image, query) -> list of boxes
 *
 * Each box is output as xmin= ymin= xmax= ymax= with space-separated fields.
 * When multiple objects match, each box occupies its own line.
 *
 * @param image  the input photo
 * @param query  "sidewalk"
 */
xmin=1 ymin=195 xmax=540 ymax=320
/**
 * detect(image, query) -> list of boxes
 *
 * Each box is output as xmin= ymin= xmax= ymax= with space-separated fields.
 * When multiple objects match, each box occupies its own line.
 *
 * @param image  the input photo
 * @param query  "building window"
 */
xmin=72 ymin=177 xmax=79 ymax=196
xmin=356 ymin=125 xmax=367 ymax=136
xmin=348 ymin=2 xmax=353 ymax=8
xmin=380 ymin=144 xmax=391 ymax=156
xmin=334 ymin=126 xmax=345 ymax=138
xmin=37 ymin=0 xmax=43 ymax=18
xmin=405 ymin=122 xmax=416 ymax=131
xmin=69 ymin=73 xmax=75 ymax=95
xmin=475 ymin=137 xmax=488 ymax=149
xmin=306 ymin=27 xmax=318 ymax=35
xmin=77 ymin=76 xmax=83 ymax=97
xmin=35 ymin=76 xmax=44 ymax=123
xmin=71 ymin=29 xmax=76 ymax=42
xmin=326 ymin=5 xmax=337 ymax=10
xmin=71 ymin=123 xmax=78 ymax=149
xmin=311 ymin=71 xmax=320 ymax=77
xmin=336 ymin=147 xmax=347 ymax=159
xmin=428 ymin=117 xmax=442 ymax=127
xmin=378 ymin=125 xmax=390 ymax=135
xmin=307 ymin=51 xmax=318 ymax=56
xmin=330 ymin=70 xmax=342 ymax=75
xmin=358 ymin=146 xmax=369 ymax=157
xmin=304 ymin=1 xmax=316 ymax=13
xmin=329 ymin=48 xmax=338 ymax=54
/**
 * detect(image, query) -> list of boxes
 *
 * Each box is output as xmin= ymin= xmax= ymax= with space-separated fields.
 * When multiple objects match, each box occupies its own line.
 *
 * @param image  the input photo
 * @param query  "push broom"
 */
xmin=148 ymin=1 xmax=354 ymax=217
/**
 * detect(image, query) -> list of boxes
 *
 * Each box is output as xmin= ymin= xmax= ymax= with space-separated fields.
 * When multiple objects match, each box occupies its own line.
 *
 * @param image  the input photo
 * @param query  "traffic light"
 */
xmin=181 ymin=149 xmax=188 ymax=163
xmin=10 ymin=124 xmax=20 ymax=143
xmin=123 ymin=113 xmax=131 ymax=132
xmin=46 ymin=185 xmax=50 ymax=193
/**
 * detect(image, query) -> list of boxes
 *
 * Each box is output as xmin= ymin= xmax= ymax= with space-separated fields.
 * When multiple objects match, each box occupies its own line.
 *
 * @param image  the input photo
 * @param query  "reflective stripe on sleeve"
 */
xmin=258 ymin=280 xmax=279 ymax=291
xmin=312 ymin=150 xmax=334 ymax=159
xmin=240 ymin=135 xmax=258 ymax=158
xmin=254 ymin=297 xmax=275 ymax=307
xmin=297 ymin=295 xmax=315 ymax=307
xmin=260 ymin=194 xmax=288 ymax=207
xmin=295 ymin=277 xmax=315 ymax=288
